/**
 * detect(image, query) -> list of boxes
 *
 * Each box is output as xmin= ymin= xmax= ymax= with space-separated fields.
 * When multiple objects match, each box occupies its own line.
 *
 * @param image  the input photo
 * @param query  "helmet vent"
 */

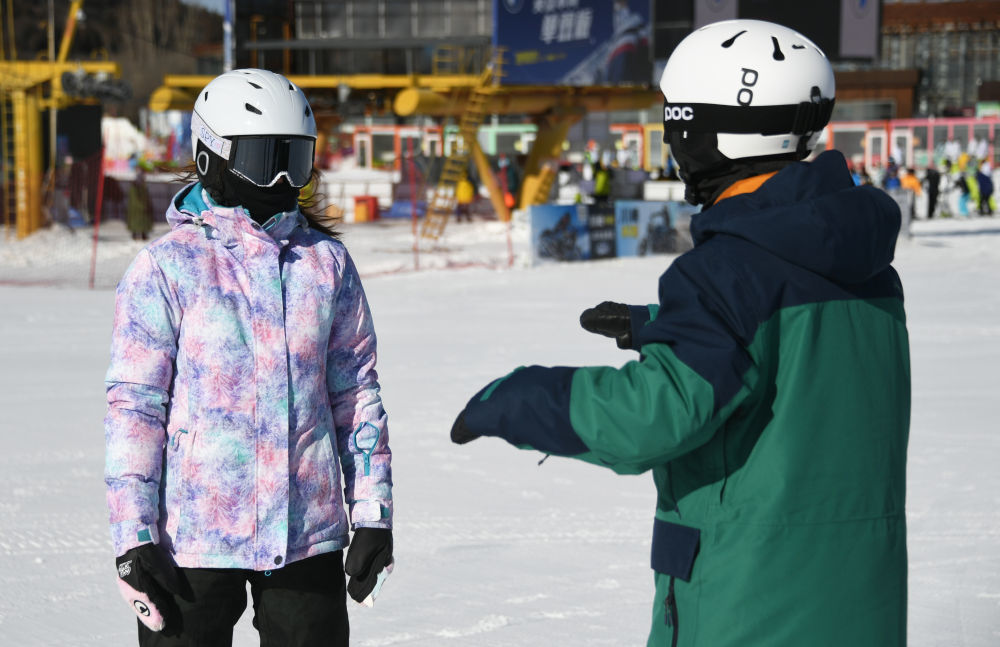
xmin=304 ymin=105 xmax=311 ymax=117
xmin=721 ymin=30 xmax=746 ymax=48
xmin=245 ymin=103 xmax=263 ymax=115
xmin=771 ymin=37 xmax=785 ymax=61
xmin=204 ymin=91 xmax=208 ymax=100
xmin=792 ymin=44 xmax=805 ymax=50
xmin=247 ymin=81 xmax=262 ymax=89
xmin=288 ymin=83 xmax=294 ymax=91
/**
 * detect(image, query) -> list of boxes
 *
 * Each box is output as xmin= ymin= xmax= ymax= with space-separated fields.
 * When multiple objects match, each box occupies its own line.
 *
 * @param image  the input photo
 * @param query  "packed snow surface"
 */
xmin=0 ymin=215 xmax=997 ymax=645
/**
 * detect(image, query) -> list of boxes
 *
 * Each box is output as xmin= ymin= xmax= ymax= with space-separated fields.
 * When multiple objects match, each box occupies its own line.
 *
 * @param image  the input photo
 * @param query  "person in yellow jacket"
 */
xmin=899 ymin=167 xmax=922 ymax=196
xmin=455 ymin=176 xmax=475 ymax=222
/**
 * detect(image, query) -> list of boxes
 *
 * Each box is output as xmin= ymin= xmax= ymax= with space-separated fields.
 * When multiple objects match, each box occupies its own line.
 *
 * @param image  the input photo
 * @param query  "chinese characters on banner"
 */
xmin=494 ymin=0 xmax=651 ymax=86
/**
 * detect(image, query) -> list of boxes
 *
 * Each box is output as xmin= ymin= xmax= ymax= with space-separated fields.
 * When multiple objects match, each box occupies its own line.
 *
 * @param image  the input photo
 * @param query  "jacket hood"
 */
xmin=690 ymin=151 xmax=901 ymax=284
xmin=166 ymin=182 xmax=304 ymax=242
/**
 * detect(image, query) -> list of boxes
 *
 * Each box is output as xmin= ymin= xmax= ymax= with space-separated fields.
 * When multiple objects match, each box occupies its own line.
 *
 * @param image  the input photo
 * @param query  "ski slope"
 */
xmin=0 ymin=216 xmax=997 ymax=646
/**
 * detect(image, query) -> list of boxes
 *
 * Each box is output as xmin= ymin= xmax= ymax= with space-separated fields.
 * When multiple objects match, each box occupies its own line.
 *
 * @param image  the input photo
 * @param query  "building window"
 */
xmin=385 ymin=0 xmax=414 ymax=39
xmin=352 ymin=2 xmax=379 ymax=38
xmin=416 ymin=0 xmax=449 ymax=37
xmin=321 ymin=3 xmax=346 ymax=39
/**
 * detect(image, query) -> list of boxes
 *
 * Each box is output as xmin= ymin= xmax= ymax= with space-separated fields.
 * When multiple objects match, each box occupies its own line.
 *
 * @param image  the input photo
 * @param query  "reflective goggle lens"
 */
xmin=229 ymin=136 xmax=315 ymax=188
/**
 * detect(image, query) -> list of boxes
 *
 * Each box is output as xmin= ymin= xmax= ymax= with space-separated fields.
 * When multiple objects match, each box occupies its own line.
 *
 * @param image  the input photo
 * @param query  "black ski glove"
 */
xmin=450 ymin=412 xmax=479 ymax=445
xmin=345 ymin=528 xmax=393 ymax=603
xmin=115 ymin=544 xmax=181 ymax=632
xmin=579 ymin=301 xmax=632 ymax=349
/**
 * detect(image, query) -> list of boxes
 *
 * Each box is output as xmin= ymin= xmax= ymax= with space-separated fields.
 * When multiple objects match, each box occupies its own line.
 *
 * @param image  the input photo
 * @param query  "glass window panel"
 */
xmin=385 ymin=0 xmax=413 ymax=38
xmin=357 ymin=138 xmax=368 ymax=168
xmin=372 ymin=134 xmax=396 ymax=169
xmin=648 ymin=133 xmax=663 ymax=169
xmin=452 ymin=2 xmax=477 ymax=36
xmin=352 ymin=2 xmax=379 ymax=38
xmin=832 ymin=129 xmax=866 ymax=165
xmin=295 ymin=2 xmax=316 ymax=38
xmin=320 ymin=2 xmax=346 ymax=38
xmin=912 ymin=126 xmax=928 ymax=151
xmin=933 ymin=125 xmax=949 ymax=158
xmin=416 ymin=0 xmax=448 ymax=37
xmin=495 ymin=133 xmax=522 ymax=157
xmin=993 ymin=125 xmax=1000 ymax=166
xmin=384 ymin=48 xmax=409 ymax=75
xmin=952 ymin=125 xmax=968 ymax=145
xmin=408 ymin=46 xmax=433 ymax=75
xmin=354 ymin=49 xmax=384 ymax=74
xmin=481 ymin=0 xmax=493 ymax=35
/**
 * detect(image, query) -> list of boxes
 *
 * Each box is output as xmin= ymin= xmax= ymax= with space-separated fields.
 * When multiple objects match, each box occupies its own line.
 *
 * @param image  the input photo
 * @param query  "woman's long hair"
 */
xmin=171 ymin=163 xmax=341 ymax=239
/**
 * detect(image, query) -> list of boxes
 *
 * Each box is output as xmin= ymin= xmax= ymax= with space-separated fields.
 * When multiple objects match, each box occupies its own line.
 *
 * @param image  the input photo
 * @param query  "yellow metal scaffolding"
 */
xmin=149 ymin=49 xmax=660 ymax=231
xmin=0 ymin=0 xmax=121 ymax=239
xmin=420 ymin=47 xmax=505 ymax=241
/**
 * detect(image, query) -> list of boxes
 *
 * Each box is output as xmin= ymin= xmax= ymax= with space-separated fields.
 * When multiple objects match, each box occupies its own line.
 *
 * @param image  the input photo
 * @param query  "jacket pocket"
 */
xmin=651 ymin=518 xmax=700 ymax=647
xmin=163 ymin=426 xmax=195 ymax=544
xmin=651 ymin=518 xmax=700 ymax=581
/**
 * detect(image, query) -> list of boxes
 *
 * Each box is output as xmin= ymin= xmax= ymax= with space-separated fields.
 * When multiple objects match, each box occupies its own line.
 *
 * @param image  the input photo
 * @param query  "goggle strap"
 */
xmin=192 ymin=112 xmax=232 ymax=161
xmin=662 ymin=97 xmax=834 ymax=136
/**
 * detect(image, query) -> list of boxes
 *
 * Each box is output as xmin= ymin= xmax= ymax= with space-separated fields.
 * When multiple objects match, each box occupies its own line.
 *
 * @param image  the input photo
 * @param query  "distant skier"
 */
xmin=451 ymin=20 xmax=909 ymax=647
xmin=105 ymin=69 xmax=394 ymax=645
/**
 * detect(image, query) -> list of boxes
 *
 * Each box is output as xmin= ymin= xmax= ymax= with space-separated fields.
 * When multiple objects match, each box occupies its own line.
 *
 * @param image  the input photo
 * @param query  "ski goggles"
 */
xmin=192 ymin=111 xmax=315 ymax=188
xmin=228 ymin=136 xmax=315 ymax=188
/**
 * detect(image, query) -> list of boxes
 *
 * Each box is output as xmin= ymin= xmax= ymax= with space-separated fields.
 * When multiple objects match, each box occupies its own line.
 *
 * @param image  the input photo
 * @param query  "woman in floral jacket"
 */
xmin=105 ymin=69 xmax=393 ymax=646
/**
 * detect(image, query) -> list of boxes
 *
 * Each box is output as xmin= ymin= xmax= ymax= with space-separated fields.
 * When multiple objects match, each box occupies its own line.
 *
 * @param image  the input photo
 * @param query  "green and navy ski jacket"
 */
xmin=459 ymin=151 xmax=910 ymax=646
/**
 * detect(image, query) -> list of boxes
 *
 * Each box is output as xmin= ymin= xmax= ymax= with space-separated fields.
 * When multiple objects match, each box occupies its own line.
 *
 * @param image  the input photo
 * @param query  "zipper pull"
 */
xmin=353 ymin=422 xmax=380 ymax=476
xmin=171 ymin=428 xmax=188 ymax=449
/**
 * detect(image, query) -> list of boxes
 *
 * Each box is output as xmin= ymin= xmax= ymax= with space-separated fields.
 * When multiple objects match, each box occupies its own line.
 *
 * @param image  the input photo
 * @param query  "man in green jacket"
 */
xmin=451 ymin=19 xmax=909 ymax=647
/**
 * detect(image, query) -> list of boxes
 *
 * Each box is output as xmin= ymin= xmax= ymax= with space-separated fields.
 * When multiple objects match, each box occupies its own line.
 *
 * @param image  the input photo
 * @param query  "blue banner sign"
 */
xmin=494 ymin=0 xmax=651 ymax=86
xmin=615 ymin=200 xmax=696 ymax=257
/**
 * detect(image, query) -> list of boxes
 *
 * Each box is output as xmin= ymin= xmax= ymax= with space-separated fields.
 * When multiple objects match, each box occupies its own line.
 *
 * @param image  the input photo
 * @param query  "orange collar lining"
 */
xmin=713 ymin=172 xmax=778 ymax=205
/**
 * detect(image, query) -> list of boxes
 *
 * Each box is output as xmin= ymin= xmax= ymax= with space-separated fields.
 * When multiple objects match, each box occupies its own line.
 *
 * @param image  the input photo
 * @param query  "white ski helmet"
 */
xmin=191 ymin=68 xmax=317 ymax=188
xmin=659 ymin=19 xmax=835 ymax=183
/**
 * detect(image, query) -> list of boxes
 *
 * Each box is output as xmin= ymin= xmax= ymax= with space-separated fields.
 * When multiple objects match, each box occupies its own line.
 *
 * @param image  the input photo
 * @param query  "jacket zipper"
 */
xmin=664 ymin=576 xmax=679 ymax=647
xmin=353 ymin=421 xmax=380 ymax=476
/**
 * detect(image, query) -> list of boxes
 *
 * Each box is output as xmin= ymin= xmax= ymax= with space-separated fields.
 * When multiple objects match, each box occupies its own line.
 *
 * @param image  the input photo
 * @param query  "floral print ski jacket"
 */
xmin=105 ymin=183 xmax=392 ymax=571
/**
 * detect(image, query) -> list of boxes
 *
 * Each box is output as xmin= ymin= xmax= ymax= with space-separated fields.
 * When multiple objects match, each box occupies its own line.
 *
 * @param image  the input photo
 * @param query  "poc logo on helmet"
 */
xmin=664 ymin=105 xmax=694 ymax=121
xmin=738 ymin=68 xmax=758 ymax=106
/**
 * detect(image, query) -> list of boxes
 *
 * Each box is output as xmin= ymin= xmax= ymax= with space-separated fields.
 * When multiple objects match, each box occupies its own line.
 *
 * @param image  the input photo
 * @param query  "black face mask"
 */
xmin=218 ymin=171 xmax=300 ymax=225
xmin=667 ymin=132 xmax=796 ymax=206
xmin=196 ymin=140 xmax=301 ymax=226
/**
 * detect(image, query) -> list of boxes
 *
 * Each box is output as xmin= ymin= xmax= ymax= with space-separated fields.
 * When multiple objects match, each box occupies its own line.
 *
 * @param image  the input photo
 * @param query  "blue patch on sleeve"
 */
xmin=137 ymin=528 xmax=152 ymax=543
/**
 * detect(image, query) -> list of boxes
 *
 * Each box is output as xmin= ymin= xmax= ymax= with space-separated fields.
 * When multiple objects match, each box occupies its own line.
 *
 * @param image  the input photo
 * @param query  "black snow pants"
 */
xmin=138 ymin=550 xmax=349 ymax=647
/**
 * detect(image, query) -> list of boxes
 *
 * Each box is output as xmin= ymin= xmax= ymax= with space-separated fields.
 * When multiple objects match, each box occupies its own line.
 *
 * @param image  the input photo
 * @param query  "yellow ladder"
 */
xmin=0 ymin=6 xmax=12 ymax=237
xmin=0 ymin=96 xmax=14 ymax=237
xmin=532 ymin=164 xmax=557 ymax=205
xmin=420 ymin=48 xmax=505 ymax=241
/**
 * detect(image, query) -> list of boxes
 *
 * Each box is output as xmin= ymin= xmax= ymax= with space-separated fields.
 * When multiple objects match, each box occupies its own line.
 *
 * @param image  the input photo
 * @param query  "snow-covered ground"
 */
xmin=0 ymin=213 xmax=998 ymax=646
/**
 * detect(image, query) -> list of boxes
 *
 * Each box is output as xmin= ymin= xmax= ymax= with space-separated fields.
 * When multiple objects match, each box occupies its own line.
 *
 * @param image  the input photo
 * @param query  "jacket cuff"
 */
xmin=350 ymin=499 xmax=392 ymax=529
xmin=628 ymin=304 xmax=656 ymax=350
xmin=110 ymin=519 xmax=159 ymax=557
